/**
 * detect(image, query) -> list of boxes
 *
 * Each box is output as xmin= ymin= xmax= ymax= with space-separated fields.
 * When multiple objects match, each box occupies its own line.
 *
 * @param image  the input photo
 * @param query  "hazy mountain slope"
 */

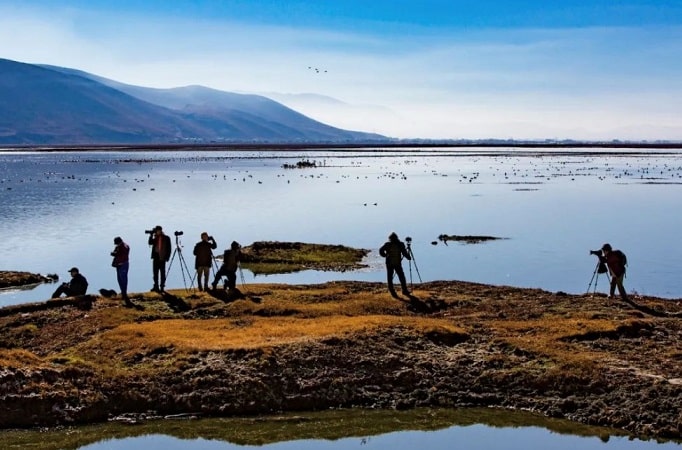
xmin=0 ymin=59 xmax=217 ymax=144
xmin=39 ymin=64 xmax=385 ymax=142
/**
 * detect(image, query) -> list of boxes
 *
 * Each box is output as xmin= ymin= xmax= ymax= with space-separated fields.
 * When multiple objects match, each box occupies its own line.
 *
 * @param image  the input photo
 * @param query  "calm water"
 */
xmin=3 ymin=408 xmax=680 ymax=449
xmin=1 ymin=147 xmax=682 ymax=306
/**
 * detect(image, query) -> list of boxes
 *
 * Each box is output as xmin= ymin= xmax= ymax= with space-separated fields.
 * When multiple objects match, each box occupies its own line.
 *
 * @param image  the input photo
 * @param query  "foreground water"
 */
xmin=4 ymin=408 xmax=680 ymax=449
xmin=1 ymin=147 xmax=682 ymax=306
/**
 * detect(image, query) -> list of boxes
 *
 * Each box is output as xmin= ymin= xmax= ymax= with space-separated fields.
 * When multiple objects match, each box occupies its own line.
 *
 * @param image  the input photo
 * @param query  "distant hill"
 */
xmin=0 ymin=58 xmax=386 ymax=145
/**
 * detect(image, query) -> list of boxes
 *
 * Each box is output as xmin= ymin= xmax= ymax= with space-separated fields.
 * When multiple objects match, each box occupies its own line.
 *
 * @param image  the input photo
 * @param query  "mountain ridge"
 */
xmin=0 ymin=58 xmax=386 ymax=145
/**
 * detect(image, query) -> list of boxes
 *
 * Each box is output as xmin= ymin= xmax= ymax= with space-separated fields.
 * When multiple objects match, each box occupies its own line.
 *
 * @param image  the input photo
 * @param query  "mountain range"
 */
xmin=0 ymin=58 xmax=386 ymax=145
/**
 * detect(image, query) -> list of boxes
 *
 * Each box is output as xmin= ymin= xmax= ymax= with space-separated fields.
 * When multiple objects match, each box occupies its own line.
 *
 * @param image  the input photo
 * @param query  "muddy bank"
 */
xmin=0 ymin=280 xmax=680 ymax=440
xmin=0 ymin=271 xmax=56 ymax=289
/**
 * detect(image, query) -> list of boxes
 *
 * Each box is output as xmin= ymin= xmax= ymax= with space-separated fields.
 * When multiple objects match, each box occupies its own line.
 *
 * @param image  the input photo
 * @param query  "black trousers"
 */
xmin=386 ymin=264 xmax=409 ymax=294
xmin=213 ymin=266 xmax=237 ymax=289
xmin=52 ymin=284 xmax=77 ymax=298
xmin=152 ymin=258 xmax=167 ymax=289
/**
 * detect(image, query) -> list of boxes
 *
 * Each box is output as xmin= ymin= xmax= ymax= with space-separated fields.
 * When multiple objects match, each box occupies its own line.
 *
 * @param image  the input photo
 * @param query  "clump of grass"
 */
xmin=239 ymin=241 xmax=369 ymax=275
xmin=0 ymin=348 xmax=43 ymax=368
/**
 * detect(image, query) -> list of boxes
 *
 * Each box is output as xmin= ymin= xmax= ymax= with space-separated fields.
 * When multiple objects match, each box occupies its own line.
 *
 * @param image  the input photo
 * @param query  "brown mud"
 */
xmin=0 ymin=280 xmax=680 ymax=440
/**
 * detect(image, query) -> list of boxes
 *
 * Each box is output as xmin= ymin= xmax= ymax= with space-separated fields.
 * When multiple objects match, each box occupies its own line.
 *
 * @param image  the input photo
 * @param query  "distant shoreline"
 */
xmin=1 ymin=141 xmax=681 ymax=154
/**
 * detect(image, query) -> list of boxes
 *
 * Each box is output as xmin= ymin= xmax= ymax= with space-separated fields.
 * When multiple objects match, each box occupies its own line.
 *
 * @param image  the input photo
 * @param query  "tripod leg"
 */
xmin=586 ymin=262 xmax=600 ymax=295
xmin=408 ymin=248 xmax=423 ymax=283
xmin=408 ymin=259 xmax=413 ymax=287
xmin=177 ymin=250 xmax=194 ymax=291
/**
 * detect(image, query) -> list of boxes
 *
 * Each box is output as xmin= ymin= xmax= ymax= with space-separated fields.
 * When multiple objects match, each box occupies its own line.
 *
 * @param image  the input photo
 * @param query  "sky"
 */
xmin=2 ymin=0 xmax=682 ymax=140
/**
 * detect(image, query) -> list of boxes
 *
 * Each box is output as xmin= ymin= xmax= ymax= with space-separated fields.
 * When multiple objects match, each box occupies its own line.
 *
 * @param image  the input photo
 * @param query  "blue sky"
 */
xmin=2 ymin=0 xmax=682 ymax=140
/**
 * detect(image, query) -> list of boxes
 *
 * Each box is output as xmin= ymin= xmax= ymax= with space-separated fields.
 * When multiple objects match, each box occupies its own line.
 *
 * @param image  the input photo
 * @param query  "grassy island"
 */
xmin=0 ymin=279 xmax=680 ymax=440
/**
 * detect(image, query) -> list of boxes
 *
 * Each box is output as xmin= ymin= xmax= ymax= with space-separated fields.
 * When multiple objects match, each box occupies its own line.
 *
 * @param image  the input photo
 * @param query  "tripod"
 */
xmin=238 ymin=263 xmax=248 ymax=292
xmin=586 ymin=260 xmax=609 ymax=295
xmin=405 ymin=241 xmax=422 ymax=287
xmin=167 ymin=234 xmax=194 ymax=291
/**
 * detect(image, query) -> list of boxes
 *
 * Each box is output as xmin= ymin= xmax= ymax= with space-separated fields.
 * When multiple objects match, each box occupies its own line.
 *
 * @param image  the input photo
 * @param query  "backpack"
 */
xmin=613 ymin=250 xmax=627 ymax=267
xmin=613 ymin=250 xmax=627 ymax=275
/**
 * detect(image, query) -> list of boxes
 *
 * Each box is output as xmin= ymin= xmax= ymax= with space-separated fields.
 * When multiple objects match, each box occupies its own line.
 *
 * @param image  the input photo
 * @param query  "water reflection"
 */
xmin=3 ymin=408 xmax=679 ymax=449
xmin=1 ymin=148 xmax=682 ymax=307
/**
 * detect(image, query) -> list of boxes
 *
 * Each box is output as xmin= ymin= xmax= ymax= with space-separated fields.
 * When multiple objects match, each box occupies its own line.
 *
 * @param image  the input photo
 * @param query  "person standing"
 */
xmin=601 ymin=243 xmax=629 ymax=301
xmin=212 ymin=241 xmax=241 ymax=291
xmin=379 ymin=232 xmax=411 ymax=298
xmin=193 ymin=232 xmax=217 ymax=291
xmin=51 ymin=267 xmax=88 ymax=298
xmin=111 ymin=236 xmax=132 ymax=305
xmin=148 ymin=225 xmax=171 ymax=292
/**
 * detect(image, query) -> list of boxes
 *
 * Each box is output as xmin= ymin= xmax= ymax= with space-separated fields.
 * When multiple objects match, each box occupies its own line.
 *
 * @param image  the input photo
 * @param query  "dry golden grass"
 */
xmin=2 ymin=280 xmax=679 ymax=384
xmin=0 ymin=348 xmax=43 ymax=368
xmin=79 ymin=315 xmax=466 ymax=355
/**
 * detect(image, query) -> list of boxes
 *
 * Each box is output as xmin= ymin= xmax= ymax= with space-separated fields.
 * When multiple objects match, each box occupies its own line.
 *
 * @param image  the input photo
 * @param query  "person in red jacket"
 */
xmin=601 ymin=243 xmax=629 ymax=301
xmin=111 ymin=236 xmax=132 ymax=305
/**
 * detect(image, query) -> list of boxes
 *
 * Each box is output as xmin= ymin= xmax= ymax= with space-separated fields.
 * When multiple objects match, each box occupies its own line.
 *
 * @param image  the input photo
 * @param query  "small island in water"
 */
xmin=0 ymin=242 xmax=680 ymax=441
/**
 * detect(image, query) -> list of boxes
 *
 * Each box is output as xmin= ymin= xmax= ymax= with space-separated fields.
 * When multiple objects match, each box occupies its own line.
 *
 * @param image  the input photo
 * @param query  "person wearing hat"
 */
xmin=148 ymin=225 xmax=171 ymax=292
xmin=601 ymin=243 xmax=629 ymax=301
xmin=51 ymin=267 xmax=89 ymax=298
xmin=212 ymin=241 xmax=241 ymax=291
xmin=111 ymin=236 xmax=132 ymax=305
xmin=379 ymin=232 xmax=411 ymax=298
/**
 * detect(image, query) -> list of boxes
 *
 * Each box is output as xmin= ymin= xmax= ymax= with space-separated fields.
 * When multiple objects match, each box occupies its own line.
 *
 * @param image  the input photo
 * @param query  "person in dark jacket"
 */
xmin=601 ymin=243 xmax=629 ymax=301
xmin=148 ymin=225 xmax=171 ymax=292
xmin=193 ymin=232 xmax=217 ymax=291
xmin=379 ymin=232 xmax=411 ymax=298
xmin=111 ymin=236 xmax=131 ymax=305
xmin=51 ymin=267 xmax=88 ymax=298
xmin=212 ymin=241 xmax=241 ymax=291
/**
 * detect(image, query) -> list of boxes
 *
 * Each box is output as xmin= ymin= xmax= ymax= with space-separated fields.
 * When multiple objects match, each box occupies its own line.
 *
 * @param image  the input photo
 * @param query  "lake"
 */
xmin=1 ymin=147 xmax=682 ymax=307
xmin=3 ymin=408 xmax=680 ymax=449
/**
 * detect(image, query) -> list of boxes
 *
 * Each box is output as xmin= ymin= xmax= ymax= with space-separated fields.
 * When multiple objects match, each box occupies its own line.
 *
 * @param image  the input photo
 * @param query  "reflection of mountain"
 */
xmin=6 ymin=407 xmax=626 ymax=448
xmin=0 ymin=58 xmax=386 ymax=145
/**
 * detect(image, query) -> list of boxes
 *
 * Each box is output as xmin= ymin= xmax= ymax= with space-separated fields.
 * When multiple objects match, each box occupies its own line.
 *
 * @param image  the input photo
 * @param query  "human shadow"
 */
xmin=207 ymin=287 xmax=262 ymax=304
xmin=161 ymin=291 xmax=191 ymax=312
xmin=399 ymin=293 xmax=448 ymax=314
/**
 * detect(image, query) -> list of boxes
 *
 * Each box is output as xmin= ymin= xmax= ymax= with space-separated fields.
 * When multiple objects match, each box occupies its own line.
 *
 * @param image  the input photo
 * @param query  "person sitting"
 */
xmin=51 ymin=267 xmax=88 ymax=298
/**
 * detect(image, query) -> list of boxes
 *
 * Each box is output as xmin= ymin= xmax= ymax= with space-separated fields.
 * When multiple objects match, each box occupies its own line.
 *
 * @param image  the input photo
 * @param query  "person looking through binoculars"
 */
xmin=193 ymin=232 xmax=217 ymax=291
xmin=379 ymin=232 xmax=411 ymax=298
xmin=212 ymin=241 xmax=241 ymax=291
xmin=147 ymin=225 xmax=171 ymax=292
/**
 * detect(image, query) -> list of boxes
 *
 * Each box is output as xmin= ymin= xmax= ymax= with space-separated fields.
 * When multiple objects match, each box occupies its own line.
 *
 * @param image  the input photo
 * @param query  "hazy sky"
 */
xmin=2 ymin=0 xmax=682 ymax=140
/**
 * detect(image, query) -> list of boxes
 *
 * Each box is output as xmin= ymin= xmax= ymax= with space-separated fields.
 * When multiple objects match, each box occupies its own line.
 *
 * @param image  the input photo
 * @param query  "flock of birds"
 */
xmin=3 ymin=154 xmax=682 ymax=207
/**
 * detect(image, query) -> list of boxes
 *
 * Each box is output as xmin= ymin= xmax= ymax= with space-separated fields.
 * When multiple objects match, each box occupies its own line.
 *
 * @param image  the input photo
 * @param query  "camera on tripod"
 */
xmin=405 ymin=236 xmax=412 ymax=245
xmin=174 ymin=231 xmax=184 ymax=236
xmin=589 ymin=249 xmax=608 ymax=274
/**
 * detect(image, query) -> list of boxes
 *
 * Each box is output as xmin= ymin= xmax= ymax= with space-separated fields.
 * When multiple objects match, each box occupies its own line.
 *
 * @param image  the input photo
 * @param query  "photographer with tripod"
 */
xmin=147 ymin=225 xmax=171 ymax=292
xmin=212 ymin=241 xmax=241 ymax=294
xmin=590 ymin=243 xmax=629 ymax=301
xmin=193 ymin=232 xmax=217 ymax=291
xmin=379 ymin=232 xmax=411 ymax=298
